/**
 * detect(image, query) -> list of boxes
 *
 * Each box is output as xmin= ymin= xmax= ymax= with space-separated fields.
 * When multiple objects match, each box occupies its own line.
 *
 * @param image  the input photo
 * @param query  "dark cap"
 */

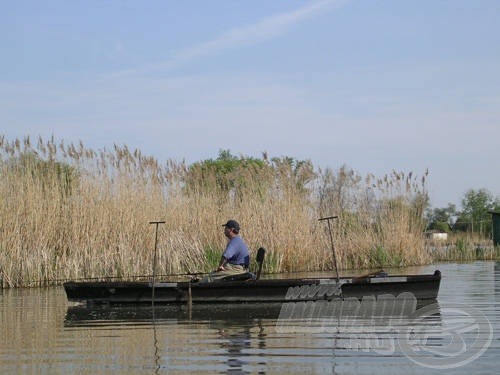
xmin=222 ymin=220 xmax=240 ymax=231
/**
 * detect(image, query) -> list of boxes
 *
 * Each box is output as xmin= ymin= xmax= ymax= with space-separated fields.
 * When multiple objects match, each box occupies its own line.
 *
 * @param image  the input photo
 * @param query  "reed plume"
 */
xmin=1 ymin=136 xmax=432 ymax=287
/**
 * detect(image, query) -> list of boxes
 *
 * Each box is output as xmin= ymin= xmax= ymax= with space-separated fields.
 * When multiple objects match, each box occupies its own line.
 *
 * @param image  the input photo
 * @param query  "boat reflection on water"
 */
xmin=64 ymin=302 xmax=285 ymax=327
xmin=65 ymin=293 xmax=439 ymax=328
xmin=65 ymin=303 xmax=278 ymax=374
xmin=64 ymin=296 xmax=443 ymax=374
xmin=275 ymin=293 xmax=441 ymax=333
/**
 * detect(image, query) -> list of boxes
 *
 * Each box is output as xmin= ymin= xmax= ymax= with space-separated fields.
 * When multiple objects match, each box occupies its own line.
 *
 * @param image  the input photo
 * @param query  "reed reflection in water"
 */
xmin=0 ymin=261 xmax=498 ymax=374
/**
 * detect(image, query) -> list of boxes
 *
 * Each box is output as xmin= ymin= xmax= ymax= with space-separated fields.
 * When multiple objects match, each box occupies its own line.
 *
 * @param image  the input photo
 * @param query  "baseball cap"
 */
xmin=222 ymin=220 xmax=240 ymax=231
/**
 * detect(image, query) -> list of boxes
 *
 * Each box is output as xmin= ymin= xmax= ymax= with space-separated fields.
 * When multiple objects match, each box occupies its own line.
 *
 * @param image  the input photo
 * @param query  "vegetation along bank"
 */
xmin=1 ymin=135 xmax=498 ymax=287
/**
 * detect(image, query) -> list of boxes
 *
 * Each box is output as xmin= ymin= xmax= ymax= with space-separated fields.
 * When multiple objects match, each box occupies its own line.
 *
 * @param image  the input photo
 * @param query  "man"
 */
xmin=203 ymin=219 xmax=250 ymax=282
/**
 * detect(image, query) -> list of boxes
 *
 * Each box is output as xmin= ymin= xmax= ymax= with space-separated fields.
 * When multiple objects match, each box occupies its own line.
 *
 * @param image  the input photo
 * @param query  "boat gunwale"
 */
xmin=63 ymin=271 xmax=441 ymax=290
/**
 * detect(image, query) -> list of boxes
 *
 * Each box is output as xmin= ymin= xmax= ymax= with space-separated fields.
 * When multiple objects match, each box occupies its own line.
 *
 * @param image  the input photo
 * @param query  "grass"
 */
xmin=0 ymin=135 xmax=468 ymax=287
xmin=427 ymin=233 xmax=499 ymax=261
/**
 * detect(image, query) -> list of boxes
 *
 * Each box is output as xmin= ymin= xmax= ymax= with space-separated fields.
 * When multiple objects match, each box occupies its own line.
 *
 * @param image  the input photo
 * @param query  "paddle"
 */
xmin=352 ymin=269 xmax=387 ymax=282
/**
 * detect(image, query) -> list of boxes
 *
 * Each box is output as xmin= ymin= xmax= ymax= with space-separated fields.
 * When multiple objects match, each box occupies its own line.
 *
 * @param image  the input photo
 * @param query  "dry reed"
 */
xmin=1 ymin=135 xmax=432 ymax=287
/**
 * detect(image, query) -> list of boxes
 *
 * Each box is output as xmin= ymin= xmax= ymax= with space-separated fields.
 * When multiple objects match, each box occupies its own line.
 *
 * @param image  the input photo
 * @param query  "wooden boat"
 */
xmin=64 ymin=248 xmax=441 ymax=306
xmin=64 ymin=271 xmax=440 ymax=305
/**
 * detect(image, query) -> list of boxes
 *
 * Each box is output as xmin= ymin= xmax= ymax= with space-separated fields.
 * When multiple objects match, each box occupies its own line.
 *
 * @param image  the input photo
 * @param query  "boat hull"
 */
xmin=64 ymin=271 xmax=441 ymax=306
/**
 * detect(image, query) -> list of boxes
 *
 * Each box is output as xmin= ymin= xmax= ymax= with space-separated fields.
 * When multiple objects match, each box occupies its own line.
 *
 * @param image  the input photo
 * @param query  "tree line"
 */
xmin=425 ymin=189 xmax=500 ymax=236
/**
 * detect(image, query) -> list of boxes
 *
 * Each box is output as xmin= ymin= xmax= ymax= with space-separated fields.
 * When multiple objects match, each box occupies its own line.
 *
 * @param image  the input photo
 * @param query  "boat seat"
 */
xmin=221 ymin=272 xmax=255 ymax=281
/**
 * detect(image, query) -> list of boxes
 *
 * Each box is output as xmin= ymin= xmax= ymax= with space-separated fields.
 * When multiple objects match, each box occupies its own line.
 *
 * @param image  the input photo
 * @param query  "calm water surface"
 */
xmin=1 ymin=261 xmax=499 ymax=374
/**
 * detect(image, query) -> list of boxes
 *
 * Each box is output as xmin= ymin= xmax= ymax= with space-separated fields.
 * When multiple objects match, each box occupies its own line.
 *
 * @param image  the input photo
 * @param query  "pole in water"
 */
xmin=150 ymin=221 xmax=166 ymax=306
xmin=318 ymin=216 xmax=339 ymax=281
xmin=188 ymin=281 xmax=192 ymax=311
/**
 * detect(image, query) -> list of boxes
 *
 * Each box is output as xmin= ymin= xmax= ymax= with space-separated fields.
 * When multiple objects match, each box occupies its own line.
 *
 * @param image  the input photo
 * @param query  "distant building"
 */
xmin=424 ymin=230 xmax=448 ymax=241
xmin=488 ymin=211 xmax=500 ymax=246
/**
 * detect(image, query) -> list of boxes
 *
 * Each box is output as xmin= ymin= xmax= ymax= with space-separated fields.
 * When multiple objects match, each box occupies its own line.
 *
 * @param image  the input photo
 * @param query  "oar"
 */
xmin=149 ymin=220 xmax=165 ymax=306
xmin=352 ymin=269 xmax=387 ymax=282
xmin=319 ymin=216 xmax=340 ymax=281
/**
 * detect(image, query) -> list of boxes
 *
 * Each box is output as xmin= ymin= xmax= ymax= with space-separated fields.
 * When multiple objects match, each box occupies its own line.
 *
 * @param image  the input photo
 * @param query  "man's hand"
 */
xmin=216 ymin=256 xmax=227 ymax=272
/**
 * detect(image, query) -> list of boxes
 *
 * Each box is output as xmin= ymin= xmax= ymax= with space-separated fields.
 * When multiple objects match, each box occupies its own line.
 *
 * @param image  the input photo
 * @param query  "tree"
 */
xmin=425 ymin=204 xmax=456 ymax=232
xmin=184 ymin=150 xmax=316 ymax=204
xmin=454 ymin=188 xmax=500 ymax=235
xmin=184 ymin=149 xmax=268 ymax=195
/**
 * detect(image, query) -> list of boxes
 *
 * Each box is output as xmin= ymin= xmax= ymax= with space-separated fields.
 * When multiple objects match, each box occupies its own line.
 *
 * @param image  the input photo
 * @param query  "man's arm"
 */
xmin=216 ymin=256 xmax=228 ymax=271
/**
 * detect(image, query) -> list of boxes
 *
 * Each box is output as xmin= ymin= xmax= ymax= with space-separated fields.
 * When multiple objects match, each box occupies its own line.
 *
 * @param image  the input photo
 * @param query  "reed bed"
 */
xmin=427 ymin=233 xmax=499 ymax=261
xmin=1 ymin=135 xmax=432 ymax=287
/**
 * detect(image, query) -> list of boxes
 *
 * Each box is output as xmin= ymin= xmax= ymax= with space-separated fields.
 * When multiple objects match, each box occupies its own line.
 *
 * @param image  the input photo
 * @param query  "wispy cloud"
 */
xmin=112 ymin=0 xmax=349 ymax=77
xmin=171 ymin=0 xmax=348 ymax=64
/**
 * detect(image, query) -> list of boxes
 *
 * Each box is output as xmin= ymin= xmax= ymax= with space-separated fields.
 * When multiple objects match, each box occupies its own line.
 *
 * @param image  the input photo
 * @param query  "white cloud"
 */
xmin=172 ymin=0 xmax=347 ymax=62
xmin=112 ymin=0 xmax=349 ymax=77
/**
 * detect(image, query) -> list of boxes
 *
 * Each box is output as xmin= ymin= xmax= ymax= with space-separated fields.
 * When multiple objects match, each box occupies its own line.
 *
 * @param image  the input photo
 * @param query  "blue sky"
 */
xmin=1 ymin=0 xmax=499 ymax=208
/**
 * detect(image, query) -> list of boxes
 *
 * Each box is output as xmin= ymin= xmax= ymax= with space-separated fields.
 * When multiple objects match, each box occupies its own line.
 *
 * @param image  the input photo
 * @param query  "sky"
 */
xmin=1 ymin=0 xmax=499 ymax=208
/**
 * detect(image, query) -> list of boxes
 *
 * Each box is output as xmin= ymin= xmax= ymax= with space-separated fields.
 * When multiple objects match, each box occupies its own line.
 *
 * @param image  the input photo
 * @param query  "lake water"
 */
xmin=1 ymin=261 xmax=498 ymax=374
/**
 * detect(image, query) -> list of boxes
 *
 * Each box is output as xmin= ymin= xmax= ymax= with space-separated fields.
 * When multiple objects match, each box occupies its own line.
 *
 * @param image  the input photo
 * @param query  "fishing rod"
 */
xmin=20 ymin=247 xmax=273 ymax=287
xmin=20 ymin=270 xmax=213 ymax=287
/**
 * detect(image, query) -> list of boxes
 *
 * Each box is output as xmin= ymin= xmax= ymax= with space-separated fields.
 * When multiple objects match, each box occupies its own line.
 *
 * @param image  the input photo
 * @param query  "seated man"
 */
xmin=202 ymin=220 xmax=250 ymax=282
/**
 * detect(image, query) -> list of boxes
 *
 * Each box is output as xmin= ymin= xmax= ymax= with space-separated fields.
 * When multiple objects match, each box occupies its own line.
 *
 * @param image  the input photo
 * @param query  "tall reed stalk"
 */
xmin=1 ymin=135 xmax=431 ymax=287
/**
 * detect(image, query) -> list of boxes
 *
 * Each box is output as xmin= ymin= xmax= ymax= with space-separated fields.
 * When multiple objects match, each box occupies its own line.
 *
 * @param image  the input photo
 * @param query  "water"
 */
xmin=1 ymin=261 xmax=498 ymax=374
